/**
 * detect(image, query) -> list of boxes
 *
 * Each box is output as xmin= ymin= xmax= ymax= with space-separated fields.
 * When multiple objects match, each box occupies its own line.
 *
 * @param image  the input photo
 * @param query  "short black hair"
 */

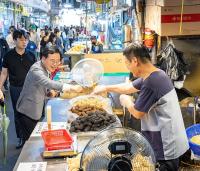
xmin=40 ymin=45 xmax=62 ymax=60
xmin=54 ymin=28 xmax=60 ymax=34
xmin=13 ymin=29 xmax=28 ymax=40
xmin=123 ymin=43 xmax=151 ymax=63
xmin=9 ymin=25 xmax=16 ymax=31
xmin=48 ymin=32 xmax=56 ymax=43
xmin=90 ymin=36 xmax=97 ymax=40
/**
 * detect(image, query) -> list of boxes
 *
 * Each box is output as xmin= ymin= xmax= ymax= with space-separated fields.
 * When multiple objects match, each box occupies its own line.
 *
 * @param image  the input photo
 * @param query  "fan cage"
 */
xmin=79 ymin=127 xmax=156 ymax=171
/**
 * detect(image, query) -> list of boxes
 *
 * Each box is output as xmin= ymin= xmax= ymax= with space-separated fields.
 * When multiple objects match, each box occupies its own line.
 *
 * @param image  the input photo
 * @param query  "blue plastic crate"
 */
xmin=186 ymin=124 xmax=200 ymax=156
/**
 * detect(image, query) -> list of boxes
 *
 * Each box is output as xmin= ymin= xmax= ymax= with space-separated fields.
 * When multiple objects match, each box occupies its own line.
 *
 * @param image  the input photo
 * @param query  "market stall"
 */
xmin=65 ymin=44 xmax=86 ymax=68
xmin=13 ymin=97 xmax=122 ymax=171
xmin=13 ymin=58 xmax=124 ymax=171
xmin=66 ymin=53 xmax=85 ymax=68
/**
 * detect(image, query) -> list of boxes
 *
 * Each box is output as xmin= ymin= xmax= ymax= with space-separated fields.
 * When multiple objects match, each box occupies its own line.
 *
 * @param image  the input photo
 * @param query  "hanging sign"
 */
xmin=96 ymin=0 xmax=110 ymax=4
xmin=96 ymin=4 xmax=102 ymax=12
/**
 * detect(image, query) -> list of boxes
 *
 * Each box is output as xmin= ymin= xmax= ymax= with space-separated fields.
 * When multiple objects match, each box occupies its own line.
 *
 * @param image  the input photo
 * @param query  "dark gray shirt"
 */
xmin=132 ymin=70 xmax=173 ymax=113
xmin=132 ymin=70 xmax=189 ymax=160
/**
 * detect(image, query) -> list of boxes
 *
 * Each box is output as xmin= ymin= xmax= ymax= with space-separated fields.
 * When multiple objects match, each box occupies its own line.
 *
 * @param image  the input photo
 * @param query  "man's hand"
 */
xmin=0 ymin=90 xmax=4 ymax=101
xmin=47 ymin=90 xmax=59 ymax=98
xmin=119 ymin=94 xmax=133 ymax=108
xmin=92 ymin=85 xmax=107 ymax=95
xmin=119 ymin=94 xmax=145 ymax=119
xmin=70 ymin=85 xmax=83 ymax=93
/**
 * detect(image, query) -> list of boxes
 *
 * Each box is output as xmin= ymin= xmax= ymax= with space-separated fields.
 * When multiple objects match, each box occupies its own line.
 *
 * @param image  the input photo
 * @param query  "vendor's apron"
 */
xmin=141 ymin=88 xmax=189 ymax=161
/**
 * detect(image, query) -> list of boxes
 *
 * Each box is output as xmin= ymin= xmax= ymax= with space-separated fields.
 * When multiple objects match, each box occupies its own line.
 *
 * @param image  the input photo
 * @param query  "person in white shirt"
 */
xmin=6 ymin=26 xmax=16 ymax=49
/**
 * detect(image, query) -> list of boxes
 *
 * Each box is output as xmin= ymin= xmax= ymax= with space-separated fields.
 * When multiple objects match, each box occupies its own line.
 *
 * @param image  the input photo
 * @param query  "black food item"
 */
xmin=69 ymin=110 xmax=116 ymax=132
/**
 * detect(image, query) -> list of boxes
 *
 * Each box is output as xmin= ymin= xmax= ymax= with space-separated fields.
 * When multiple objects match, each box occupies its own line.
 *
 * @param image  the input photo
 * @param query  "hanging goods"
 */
xmin=144 ymin=28 xmax=155 ymax=48
xmin=158 ymin=43 xmax=188 ymax=81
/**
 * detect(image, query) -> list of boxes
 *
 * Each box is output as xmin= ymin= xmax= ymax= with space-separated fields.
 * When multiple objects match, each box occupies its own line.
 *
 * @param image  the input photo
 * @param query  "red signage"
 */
xmin=161 ymin=14 xmax=200 ymax=23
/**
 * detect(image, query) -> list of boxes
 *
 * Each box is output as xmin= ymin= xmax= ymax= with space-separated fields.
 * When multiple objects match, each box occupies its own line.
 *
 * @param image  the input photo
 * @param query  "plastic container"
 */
xmin=186 ymin=124 xmax=200 ymax=156
xmin=41 ymin=129 xmax=73 ymax=151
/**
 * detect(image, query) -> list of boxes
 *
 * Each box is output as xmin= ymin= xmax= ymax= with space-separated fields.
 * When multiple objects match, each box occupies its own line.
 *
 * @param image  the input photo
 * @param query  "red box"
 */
xmin=41 ymin=129 xmax=73 ymax=151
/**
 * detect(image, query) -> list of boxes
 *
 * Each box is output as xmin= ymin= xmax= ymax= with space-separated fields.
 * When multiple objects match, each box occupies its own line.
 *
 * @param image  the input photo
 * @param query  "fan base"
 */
xmin=108 ymin=156 xmax=132 ymax=171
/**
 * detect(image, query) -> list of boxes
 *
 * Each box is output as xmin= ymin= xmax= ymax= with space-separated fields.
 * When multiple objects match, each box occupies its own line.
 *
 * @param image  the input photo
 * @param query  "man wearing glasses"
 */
xmin=0 ymin=29 xmax=37 ymax=149
xmin=14 ymin=46 xmax=82 ymax=142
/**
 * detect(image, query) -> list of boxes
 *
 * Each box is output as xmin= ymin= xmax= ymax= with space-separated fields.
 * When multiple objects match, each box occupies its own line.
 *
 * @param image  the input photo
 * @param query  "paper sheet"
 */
xmin=17 ymin=162 xmax=47 ymax=171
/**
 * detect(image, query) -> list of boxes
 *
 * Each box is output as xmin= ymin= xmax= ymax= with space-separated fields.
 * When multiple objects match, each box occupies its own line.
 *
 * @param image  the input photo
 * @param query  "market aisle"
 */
xmin=0 ymin=90 xmax=22 ymax=171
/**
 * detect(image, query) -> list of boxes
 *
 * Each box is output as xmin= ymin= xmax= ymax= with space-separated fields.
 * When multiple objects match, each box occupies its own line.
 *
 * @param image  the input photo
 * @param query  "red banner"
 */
xmin=161 ymin=14 xmax=200 ymax=23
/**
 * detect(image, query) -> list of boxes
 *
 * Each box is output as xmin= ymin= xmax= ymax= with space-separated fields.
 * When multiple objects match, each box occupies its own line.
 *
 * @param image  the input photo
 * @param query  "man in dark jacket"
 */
xmin=0 ymin=33 xmax=9 ymax=90
xmin=0 ymin=33 xmax=9 ymax=71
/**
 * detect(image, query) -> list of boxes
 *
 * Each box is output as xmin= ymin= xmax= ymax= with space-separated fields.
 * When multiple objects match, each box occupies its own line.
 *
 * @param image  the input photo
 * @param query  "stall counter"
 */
xmin=13 ymin=97 xmax=121 ymax=171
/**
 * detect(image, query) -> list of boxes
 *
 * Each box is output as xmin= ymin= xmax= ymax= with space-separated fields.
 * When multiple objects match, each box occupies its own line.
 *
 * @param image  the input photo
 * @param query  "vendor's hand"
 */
xmin=0 ymin=90 xmax=4 ymax=101
xmin=119 ymin=94 xmax=133 ymax=108
xmin=92 ymin=85 xmax=107 ymax=95
xmin=47 ymin=90 xmax=59 ymax=98
xmin=70 ymin=85 xmax=83 ymax=93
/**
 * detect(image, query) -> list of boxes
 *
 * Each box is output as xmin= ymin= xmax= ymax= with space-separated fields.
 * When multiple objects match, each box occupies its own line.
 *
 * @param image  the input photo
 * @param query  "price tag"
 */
xmin=17 ymin=162 xmax=47 ymax=171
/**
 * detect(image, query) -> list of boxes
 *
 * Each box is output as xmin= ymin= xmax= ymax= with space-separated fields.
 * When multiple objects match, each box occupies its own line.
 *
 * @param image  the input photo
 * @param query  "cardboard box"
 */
xmin=146 ymin=0 xmax=200 ymax=6
xmin=145 ymin=5 xmax=200 ymax=36
xmin=85 ymin=53 xmax=129 ymax=74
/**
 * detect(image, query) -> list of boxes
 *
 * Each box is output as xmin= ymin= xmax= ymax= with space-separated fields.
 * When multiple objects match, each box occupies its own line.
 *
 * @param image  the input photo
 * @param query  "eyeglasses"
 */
xmin=49 ymin=59 xmax=61 ymax=65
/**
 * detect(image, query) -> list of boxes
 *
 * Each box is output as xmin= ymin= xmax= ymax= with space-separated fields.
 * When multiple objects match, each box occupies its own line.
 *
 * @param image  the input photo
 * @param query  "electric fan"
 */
xmin=79 ymin=127 xmax=156 ymax=171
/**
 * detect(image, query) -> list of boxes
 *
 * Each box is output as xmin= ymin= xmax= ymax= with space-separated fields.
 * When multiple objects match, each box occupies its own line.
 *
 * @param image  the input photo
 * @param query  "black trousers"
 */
xmin=9 ymin=85 xmax=23 ymax=138
xmin=69 ymin=38 xmax=73 ymax=48
xmin=158 ymin=158 xmax=179 ymax=171
xmin=18 ymin=112 xmax=38 ymax=140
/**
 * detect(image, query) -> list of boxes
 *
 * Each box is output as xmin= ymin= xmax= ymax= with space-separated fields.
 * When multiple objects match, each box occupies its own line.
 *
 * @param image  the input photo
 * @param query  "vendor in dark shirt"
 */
xmin=0 ymin=29 xmax=37 ymax=149
xmin=92 ymin=43 xmax=189 ymax=171
xmin=90 ymin=36 xmax=103 ymax=53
